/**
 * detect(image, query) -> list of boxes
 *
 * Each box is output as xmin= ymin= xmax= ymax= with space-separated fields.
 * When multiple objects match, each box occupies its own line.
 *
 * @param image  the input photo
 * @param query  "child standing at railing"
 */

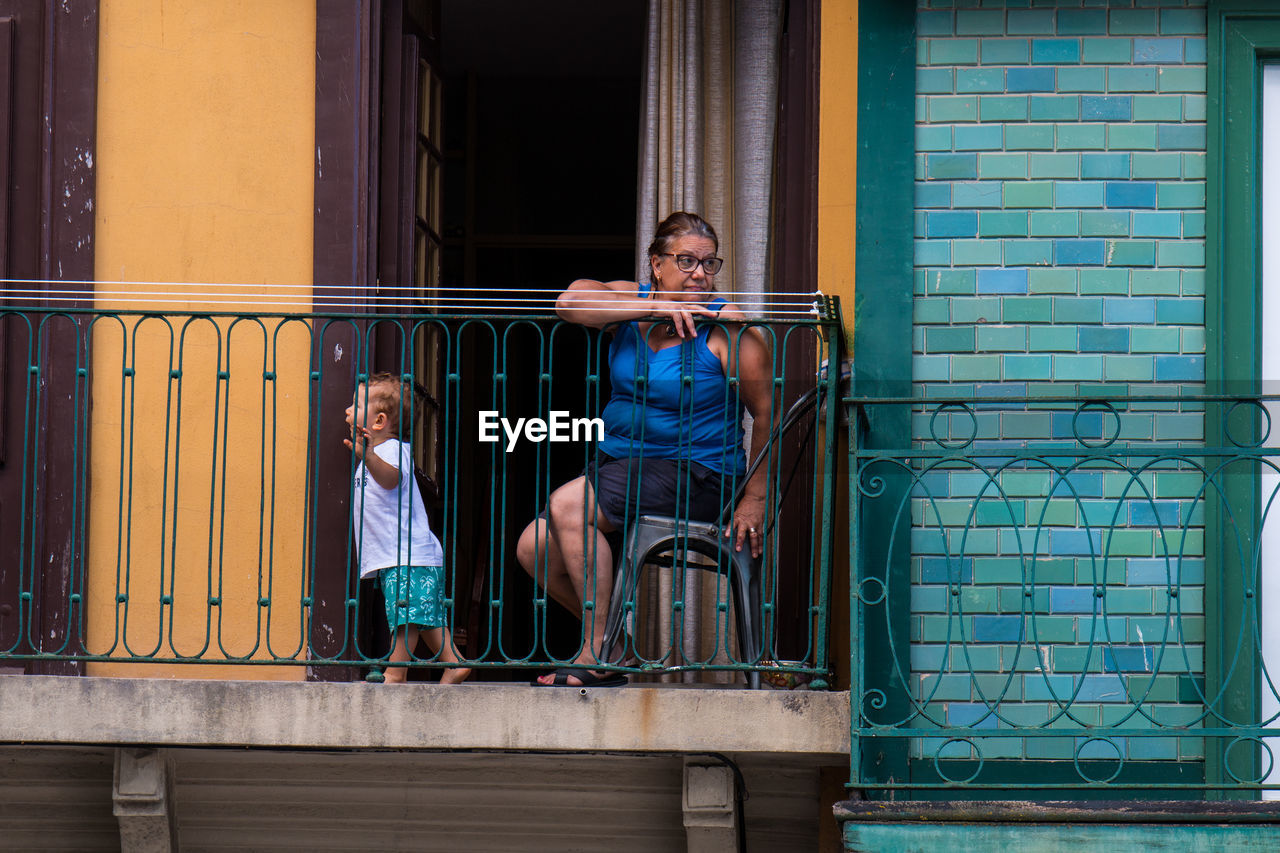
xmin=345 ymin=373 xmax=470 ymax=684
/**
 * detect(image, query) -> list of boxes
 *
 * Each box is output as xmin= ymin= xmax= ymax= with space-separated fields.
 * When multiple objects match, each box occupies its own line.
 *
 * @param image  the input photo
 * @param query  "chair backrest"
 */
xmin=714 ymin=381 xmax=828 ymax=530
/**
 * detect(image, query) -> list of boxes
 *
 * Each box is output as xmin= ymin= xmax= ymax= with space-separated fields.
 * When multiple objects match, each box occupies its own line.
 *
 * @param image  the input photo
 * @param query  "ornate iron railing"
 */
xmin=849 ymin=390 xmax=1280 ymax=795
xmin=0 ymin=301 xmax=841 ymax=684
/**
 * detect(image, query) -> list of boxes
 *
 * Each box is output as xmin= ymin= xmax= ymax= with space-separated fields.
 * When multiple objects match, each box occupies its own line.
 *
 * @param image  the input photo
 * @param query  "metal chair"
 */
xmin=602 ymin=514 xmax=763 ymax=688
xmin=599 ymin=383 xmax=828 ymax=689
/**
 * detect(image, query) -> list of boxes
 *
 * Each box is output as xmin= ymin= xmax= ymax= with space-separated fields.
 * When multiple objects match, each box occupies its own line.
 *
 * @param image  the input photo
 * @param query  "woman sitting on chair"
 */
xmin=518 ymin=211 xmax=773 ymax=687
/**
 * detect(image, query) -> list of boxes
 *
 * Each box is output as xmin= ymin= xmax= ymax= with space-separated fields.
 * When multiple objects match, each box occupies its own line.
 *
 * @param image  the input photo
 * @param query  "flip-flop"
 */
xmin=531 ymin=667 xmax=628 ymax=688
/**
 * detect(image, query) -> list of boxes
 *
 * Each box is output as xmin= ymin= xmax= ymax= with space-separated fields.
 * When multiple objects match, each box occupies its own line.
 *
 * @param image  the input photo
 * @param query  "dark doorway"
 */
xmin=435 ymin=0 xmax=645 ymax=676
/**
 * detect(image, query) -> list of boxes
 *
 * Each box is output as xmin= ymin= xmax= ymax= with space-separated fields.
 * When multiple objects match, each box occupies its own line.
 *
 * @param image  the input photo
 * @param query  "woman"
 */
xmin=517 ymin=212 xmax=773 ymax=687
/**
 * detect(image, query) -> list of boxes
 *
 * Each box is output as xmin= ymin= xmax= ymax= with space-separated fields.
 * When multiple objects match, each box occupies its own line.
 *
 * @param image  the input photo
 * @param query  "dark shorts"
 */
xmin=586 ymin=454 xmax=728 ymax=532
xmin=590 ymin=456 xmax=729 ymax=558
xmin=538 ymin=455 xmax=731 ymax=554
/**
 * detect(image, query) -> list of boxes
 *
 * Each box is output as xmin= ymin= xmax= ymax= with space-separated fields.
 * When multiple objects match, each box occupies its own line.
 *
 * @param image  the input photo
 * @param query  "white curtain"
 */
xmin=631 ymin=0 xmax=783 ymax=684
xmin=635 ymin=0 xmax=782 ymax=303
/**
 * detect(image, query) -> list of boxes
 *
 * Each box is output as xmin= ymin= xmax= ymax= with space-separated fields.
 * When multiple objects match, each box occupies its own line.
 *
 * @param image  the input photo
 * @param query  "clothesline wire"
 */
xmin=0 ymin=280 xmax=829 ymax=316
xmin=0 ymin=296 xmax=823 ymax=316
xmin=1 ymin=277 xmax=823 ymax=298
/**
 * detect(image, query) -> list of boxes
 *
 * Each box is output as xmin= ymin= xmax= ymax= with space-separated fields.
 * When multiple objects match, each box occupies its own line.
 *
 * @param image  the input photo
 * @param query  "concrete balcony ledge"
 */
xmin=0 ymin=676 xmax=850 ymax=757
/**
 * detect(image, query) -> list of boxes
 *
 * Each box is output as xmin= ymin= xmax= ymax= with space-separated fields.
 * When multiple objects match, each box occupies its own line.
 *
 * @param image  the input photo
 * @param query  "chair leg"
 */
xmin=601 ymin=525 xmax=645 ymax=666
xmin=730 ymin=551 xmax=763 ymax=689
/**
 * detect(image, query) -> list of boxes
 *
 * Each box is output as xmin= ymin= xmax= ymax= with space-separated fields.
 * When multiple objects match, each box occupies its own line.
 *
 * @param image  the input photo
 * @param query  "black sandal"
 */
xmin=532 ymin=667 xmax=628 ymax=688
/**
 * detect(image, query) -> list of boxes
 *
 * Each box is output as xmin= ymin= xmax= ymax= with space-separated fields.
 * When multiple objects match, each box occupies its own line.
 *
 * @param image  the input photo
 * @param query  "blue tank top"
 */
xmin=597 ymin=284 xmax=746 ymax=475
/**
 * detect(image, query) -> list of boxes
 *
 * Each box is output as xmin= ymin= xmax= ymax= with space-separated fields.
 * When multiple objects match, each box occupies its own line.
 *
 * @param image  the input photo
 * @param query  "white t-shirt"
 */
xmin=351 ymin=438 xmax=444 ymax=578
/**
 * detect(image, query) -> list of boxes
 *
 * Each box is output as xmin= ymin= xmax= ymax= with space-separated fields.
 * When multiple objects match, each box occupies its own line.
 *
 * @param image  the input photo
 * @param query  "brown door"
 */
xmin=0 ymin=1 xmax=98 ymax=674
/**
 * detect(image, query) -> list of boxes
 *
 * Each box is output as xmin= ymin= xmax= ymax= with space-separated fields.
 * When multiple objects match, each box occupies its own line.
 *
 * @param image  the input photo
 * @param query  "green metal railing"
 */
xmin=849 ymin=390 xmax=1280 ymax=796
xmin=0 ymin=301 xmax=841 ymax=684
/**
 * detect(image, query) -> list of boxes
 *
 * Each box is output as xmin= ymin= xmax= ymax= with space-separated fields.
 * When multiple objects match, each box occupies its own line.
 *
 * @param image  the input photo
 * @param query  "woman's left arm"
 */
xmin=714 ymin=307 xmax=774 ymax=558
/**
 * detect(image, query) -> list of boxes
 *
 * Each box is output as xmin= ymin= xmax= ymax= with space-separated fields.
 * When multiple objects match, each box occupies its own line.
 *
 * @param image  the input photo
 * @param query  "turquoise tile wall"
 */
xmin=908 ymin=1 xmax=1206 ymax=764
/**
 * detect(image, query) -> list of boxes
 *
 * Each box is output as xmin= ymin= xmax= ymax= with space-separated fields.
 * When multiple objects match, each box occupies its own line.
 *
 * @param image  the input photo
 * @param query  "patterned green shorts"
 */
xmin=379 ymin=565 xmax=444 ymax=630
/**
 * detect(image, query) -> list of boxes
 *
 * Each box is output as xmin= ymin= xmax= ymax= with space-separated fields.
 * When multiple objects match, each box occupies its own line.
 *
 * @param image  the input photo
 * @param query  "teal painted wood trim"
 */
xmin=853 ymin=0 xmax=914 ymax=792
xmin=1205 ymin=0 xmax=1280 ymax=797
xmin=843 ymin=823 xmax=1280 ymax=853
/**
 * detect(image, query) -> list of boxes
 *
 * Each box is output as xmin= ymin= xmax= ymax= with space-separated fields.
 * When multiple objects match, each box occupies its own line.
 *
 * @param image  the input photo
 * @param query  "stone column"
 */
xmin=113 ymin=748 xmax=177 ymax=852
xmin=683 ymin=757 xmax=739 ymax=852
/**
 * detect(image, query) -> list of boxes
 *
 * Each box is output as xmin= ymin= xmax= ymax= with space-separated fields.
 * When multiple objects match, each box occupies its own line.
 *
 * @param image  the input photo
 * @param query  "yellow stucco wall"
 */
xmin=88 ymin=0 xmax=316 ymax=679
xmin=819 ymin=0 xmax=858 ymax=335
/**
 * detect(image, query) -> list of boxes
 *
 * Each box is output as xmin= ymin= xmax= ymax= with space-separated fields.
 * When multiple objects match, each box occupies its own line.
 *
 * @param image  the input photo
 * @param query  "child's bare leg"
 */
xmin=421 ymin=626 xmax=471 ymax=684
xmin=383 ymin=625 xmax=419 ymax=684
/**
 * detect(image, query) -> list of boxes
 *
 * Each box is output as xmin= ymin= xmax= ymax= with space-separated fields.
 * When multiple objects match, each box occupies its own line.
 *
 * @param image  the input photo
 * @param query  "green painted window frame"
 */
xmin=1206 ymin=0 xmax=1280 ymax=796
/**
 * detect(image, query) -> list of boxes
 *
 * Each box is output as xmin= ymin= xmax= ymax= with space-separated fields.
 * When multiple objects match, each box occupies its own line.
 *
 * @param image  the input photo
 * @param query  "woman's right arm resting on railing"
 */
xmin=555 ymin=278 xmax=718 ymax=338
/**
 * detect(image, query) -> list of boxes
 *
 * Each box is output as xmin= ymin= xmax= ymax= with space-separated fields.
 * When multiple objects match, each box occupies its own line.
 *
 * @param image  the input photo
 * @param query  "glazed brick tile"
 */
xmin=1133 ymin=38 xmax=1184 ymax=65
xmin=1156 ymin=65 xmax=1206 ymax=93
xmin=1003 ymin=180 xmax=1055 ymax=207
xmin=981 ymin=94 xmax=1030 ymax=121
xmin=955 ymin=123 xmax=1006 ymax=150
xmin=1057 ymin=9 xmax=1109 ymax=36
xmin=1006 ymin=122 xmax=1057 ymax=148
xmin=1008 ymin=66 xmax=1058 ymax=92
xmin=1105 ymin=181 xmax=1158 ymax=208
xmin=1132 ymin=94 xmax=1183 ymax=121
xmin=1080 ymin=210 xmax=1131 ymax=237
xmin=953 ymin=181 xmax=1005 ymax=208
xmin=1131 ymin=152 xmax=1182 ymax=179
xmin=1132 ymin=211 xmax=1182 ymax=238
xmin=1031 ymin=39 xmax=1082 ymax=64
xmin=1054 ymin=238 xmax=1106 ymax=265
xmin=1028 ymin=268 xmax=1078 ymax=293
xmin=1004 ymin=239 xmax=1054 ymax=266
xmin=1057 ymin=66 xmax=1107 ymax=92
xmin=1077 ymin=268 xmax=1130 ymax=294
xmin=1107 ymin=122 xmax=1159 ymax=151
xmin=980 ymin=210 xmax=1030 ymax=236
xmin=1080 ymin=152 xmax=1130 ymax=178
xmin=1029 ymin=95 xmax=1081 ymax=121
xmin=1059 ymin=124 xmax=1109 ymax=150
xmin=1007 ymin=8 xmax=1055 ymax=35
xmin=981 ymin=37 xmax=1031 ymax=64
xmin=1109 ymin=9 xmax=1159 ymax=36
xmin=1159 ymin=9 xmax=1206 ymax=36
xmin=1054 ymin=180 xmax=1106 ymax=208
xmin=928 ymin=152 xmax=979 ymax=179
xmin=979 ymin=152 xmax=1030 ymax=179
xmin=1157 ymin=239 xmax=1204 ymax=267
xmin=1082 ymin=95 xmax=1133 ymax=121
xmin=956 ymin=9 xmax=1006 ymax=36
xmin=977 ymin=268 xmax=1030 ymax=294
xmin=1107 ymin=66 xmax=1158 ymax=93
xmin=1082 ymin=37 xmax=1132 ymax=64
xmin=1105 ymin=239 xmax=1158 ymax=267
xmin=930 ymin=95 xmax=981 ymax=122
xmin=930 ymin=38 xmax=981 ymax=65
xmin=917 ymin=124 xmax=955 ymax=151
xmin=957 ymin=66 xmax=1006 ymax=93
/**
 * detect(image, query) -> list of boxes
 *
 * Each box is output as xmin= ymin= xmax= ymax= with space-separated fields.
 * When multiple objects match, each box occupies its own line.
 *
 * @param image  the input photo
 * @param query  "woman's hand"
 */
xmin=646 ymin=297 xmax=718 ymax=339
xmin=727 ymin=493 xmax=766 ymax=558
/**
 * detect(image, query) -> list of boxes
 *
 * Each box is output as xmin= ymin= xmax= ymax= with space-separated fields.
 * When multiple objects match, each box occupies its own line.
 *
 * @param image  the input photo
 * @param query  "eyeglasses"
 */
xmin=661 ymin=253 xmax=724 ymax=275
